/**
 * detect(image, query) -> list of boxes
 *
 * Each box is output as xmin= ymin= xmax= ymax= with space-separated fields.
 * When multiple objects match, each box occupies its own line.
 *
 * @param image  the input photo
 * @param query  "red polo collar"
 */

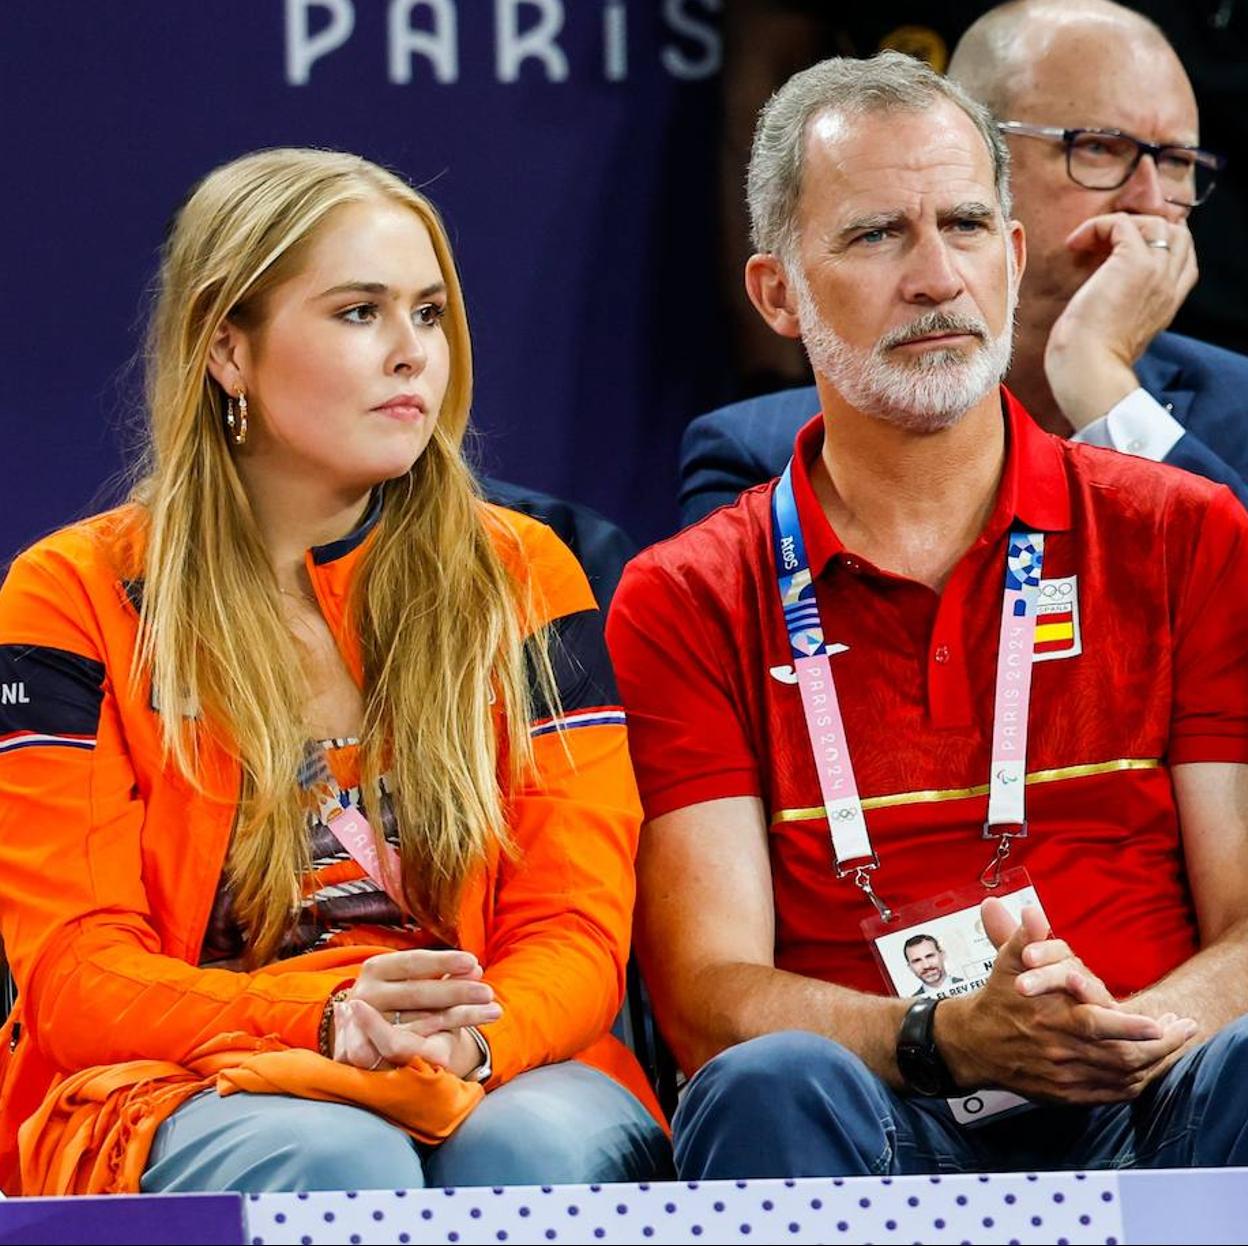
xmin=789 ymin=387 xmax=1073 ymax=579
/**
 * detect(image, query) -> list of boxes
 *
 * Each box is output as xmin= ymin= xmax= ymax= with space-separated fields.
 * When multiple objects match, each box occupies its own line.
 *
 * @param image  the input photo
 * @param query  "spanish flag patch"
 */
xmin=1034 ymin=574 xmax=1082 ymax=661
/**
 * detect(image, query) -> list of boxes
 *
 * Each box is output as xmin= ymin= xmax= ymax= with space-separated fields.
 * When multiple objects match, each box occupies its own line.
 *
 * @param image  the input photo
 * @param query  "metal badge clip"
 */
xmin=980 ymin=821 xmax=1027 ymax=889
xmin=853 ymin=861 xmax=895 ymax=922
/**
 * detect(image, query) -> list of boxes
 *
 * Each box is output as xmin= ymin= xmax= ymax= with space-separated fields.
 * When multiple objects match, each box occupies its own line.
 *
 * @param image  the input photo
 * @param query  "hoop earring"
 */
xmin=225 ymin=390 xmax=248 ymax=447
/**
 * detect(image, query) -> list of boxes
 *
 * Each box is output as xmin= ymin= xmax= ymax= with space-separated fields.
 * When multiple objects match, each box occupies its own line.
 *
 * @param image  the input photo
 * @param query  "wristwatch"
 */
xmin=896 ymin=997 xmax=960 ymax=1097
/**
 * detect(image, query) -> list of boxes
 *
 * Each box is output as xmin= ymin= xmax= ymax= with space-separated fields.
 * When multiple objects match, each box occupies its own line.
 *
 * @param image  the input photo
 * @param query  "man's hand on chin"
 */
xmin=1043 ymin=211 xmax=1197 ymax=430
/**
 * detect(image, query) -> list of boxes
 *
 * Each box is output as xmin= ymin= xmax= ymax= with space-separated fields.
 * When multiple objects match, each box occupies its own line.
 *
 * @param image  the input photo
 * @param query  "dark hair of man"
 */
xmin=903 ymin=934 xmax=943 ymax=957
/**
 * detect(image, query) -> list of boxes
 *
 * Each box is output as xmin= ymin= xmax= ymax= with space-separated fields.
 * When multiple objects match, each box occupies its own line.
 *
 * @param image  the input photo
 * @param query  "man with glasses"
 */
xmin=679 ymin=0 xmax=1248 ymax=524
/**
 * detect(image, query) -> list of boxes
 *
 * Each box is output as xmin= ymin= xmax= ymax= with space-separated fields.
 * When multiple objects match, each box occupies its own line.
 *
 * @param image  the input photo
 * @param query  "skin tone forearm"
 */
xmin=657 ymin=902 xmax=1192 ymax=1106
xmin=642 ymin=723 xmax=1248 ymax=1112
xmin=1129 ymin=916 xmax=1248 ymax=1040
xmin=637 ymin=799 xmax=909 ymax=1084
xmin=640 ymin=800 xmax=1190 ymax=1104
xmin=1130 ymin=764 xmax=1248 ymax=1041
xmin=670 ymin=959 xmax=910 ymax=1086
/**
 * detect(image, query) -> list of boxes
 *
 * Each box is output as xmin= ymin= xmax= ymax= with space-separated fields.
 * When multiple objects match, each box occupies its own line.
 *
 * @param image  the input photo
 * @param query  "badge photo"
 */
xmin=863 ymin=871 xmax=1044 ymax=1125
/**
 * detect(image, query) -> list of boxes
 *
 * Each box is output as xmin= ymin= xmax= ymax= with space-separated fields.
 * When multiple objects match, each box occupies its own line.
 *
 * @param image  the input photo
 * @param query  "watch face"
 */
xmin=898 ymin=1041 xmax=944 ymax=1096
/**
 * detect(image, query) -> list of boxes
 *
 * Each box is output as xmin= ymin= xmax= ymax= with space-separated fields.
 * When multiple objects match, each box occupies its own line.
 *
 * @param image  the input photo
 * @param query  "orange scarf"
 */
xmin=20 ymin=1030 xmax=483 ymax=1195
xmin=19 ymin=947 xmax=485 ymax=1195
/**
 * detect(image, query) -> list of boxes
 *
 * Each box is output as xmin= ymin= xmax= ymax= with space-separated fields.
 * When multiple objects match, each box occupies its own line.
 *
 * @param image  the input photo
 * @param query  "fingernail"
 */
xmin=483 ymin=1004 xmax=502 ymax=1019
xmin=1017 ymin=974 xmax=1034 ymax=994
xmin=1159 ymin=1012 xmax=1177 ymax=1025
xmin=1183 ymin=1018 xmax=1199 ymax=1035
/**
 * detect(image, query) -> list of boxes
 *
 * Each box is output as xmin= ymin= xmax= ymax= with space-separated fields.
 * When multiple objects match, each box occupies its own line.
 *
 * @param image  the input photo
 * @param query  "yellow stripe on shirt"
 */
xmin=771 ymin=757 xmax=1162 ymax=824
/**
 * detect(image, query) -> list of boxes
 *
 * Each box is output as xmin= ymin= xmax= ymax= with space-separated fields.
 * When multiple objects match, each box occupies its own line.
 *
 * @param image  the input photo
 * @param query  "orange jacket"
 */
xmin=0 ymin=501 xmax=658 ymax=1194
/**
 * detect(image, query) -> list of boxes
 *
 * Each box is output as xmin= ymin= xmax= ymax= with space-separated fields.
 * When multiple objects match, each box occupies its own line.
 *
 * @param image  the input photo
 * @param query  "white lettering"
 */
xmin=660 ymin=0 xmax=722 ymax=79
xmin=1 ymin=683 xmax=30 ymax=705
xmin=495 ymin=0 xmax=569 ymax=83
xmin=388 ymin=0 xmax=458 ymax=83
xmin=603 ymin=0 xmax=627 ymax=81
xmin=286 ymin=0 xmax=355 ymax=85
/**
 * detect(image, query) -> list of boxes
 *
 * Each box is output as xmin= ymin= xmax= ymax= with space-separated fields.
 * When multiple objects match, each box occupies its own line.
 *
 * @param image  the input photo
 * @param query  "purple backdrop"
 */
xmin=1 ymin=1 xmax=726 ymax=557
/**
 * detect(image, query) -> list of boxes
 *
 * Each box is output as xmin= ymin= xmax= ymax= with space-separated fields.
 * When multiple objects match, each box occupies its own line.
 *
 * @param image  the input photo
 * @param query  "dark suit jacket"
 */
xmin=482 ymin=477 xmax=636 ymax=612
xmin=678 ymin=331 xmax=1248 ymax=525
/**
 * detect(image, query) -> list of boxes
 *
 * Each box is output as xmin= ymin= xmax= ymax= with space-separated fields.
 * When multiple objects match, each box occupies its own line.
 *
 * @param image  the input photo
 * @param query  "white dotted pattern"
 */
xmin=245 ymin=1172 xmax=1125 ymax=1245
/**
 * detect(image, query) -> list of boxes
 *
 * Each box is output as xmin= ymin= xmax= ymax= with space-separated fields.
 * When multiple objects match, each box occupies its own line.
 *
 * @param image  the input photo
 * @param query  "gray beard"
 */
xmin=791 ymin=263 xmax=1017 ymax=434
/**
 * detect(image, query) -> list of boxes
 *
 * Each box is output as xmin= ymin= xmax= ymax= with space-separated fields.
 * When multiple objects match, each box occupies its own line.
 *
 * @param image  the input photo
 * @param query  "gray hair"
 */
xmin=746 ymin=51 xmax=1013 ymax=259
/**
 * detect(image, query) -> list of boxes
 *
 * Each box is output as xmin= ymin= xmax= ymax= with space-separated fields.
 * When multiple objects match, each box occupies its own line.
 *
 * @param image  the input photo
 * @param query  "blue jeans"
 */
xmin=674 ymin=1016 xmax=1248 ymax=1179
xmin=141 ymin=1061 xmax=672 ymax=1192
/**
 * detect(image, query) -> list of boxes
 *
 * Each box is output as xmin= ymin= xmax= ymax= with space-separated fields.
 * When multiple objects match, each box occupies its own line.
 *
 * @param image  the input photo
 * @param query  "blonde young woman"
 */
xmin=0 ymin=149 xmax=669 ymax=1194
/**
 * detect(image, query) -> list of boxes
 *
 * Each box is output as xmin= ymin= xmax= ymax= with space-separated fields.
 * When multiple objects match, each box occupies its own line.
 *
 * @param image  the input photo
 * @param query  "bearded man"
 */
xmin=679 ymin=0 xmax=1248 ymax=526
xmin=607 ymin=52 xmax=1248 ymax=1178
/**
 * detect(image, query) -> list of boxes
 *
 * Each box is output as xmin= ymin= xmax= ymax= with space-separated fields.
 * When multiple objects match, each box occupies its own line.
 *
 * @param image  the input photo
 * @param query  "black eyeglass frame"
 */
xmin=997 ymin=121 xmax=1227 ymax=208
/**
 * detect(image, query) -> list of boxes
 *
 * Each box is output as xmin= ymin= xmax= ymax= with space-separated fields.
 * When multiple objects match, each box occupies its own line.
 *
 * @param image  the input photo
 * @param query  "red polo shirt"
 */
xmin=607 ymin=391 xmax=1248 ymax=999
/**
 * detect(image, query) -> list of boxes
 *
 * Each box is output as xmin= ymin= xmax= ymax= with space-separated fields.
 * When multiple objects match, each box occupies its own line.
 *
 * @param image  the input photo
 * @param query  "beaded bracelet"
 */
xmin=317 ymin=988 xmax=353 ymax=1058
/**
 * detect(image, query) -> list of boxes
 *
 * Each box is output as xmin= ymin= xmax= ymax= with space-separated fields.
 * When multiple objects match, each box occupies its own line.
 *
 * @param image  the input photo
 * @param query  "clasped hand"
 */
xmin=936 ymin=899 xmax=1198 ymax=1104
xmin=331 ymin=948 xmax=502 ymax=1079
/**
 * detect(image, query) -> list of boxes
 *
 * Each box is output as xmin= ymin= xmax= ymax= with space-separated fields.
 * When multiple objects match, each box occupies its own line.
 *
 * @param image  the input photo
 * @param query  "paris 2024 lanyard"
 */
xmin=298 ymin=742 xmax=407 ymax=911
xmin=770 ymin=460 xmax=1045 ymax=920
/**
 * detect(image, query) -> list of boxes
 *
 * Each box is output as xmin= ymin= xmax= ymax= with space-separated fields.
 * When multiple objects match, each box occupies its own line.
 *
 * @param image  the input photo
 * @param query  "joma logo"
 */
xmin=1 ymin=682 xmax=31 ymax=705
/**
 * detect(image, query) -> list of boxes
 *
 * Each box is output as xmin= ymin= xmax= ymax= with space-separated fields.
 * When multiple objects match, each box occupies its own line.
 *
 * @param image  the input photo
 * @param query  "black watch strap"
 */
xmin=896 ymin=996 xmax=960 ymax=1097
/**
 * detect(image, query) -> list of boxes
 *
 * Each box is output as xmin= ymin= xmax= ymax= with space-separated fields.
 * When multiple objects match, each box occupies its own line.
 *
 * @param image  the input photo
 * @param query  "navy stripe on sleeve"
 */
xmin=527 ymin=607 xmax=623 ymax=734
xmin=0 ymin=644 xmax=106 ymax=754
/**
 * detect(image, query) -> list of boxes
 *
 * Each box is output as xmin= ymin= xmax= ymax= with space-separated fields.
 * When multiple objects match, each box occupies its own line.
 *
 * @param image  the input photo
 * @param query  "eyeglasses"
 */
xmin=997 ymin=121 xmax=1226 ymax=209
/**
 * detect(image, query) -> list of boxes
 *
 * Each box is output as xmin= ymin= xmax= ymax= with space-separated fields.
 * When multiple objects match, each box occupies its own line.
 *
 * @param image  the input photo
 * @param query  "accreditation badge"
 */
xmin=861 ymin=869 xmax=1043 ymax=1126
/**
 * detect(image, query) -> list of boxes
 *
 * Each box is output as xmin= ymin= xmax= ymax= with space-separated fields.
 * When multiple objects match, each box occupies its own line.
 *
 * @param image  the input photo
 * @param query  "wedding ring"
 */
xmin=392 ymin=1010 xmax=402 ymax=1026
xmin=369 ymin=1055 xmax=385 ymax=1070
xmin=1146 ymin=238 xmax=1171 ymax=250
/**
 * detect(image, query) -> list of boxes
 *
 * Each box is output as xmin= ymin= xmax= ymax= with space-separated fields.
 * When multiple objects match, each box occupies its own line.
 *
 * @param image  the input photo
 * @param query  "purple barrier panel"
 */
xmin=0 ymin=1192 xmax=245 ymax=1245
xmin=1120 ymin=1166 xmax=1248 ymax=1245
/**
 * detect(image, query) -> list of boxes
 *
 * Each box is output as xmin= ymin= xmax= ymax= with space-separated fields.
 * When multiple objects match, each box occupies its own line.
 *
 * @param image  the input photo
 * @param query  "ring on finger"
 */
xmin=369 ymin=1055 xmax=385 ymax=1071
xmin=1146 ymin=238 xmax=1171 ymax=250
xmin=392 ymin=1010 xmax=402 ymax=1026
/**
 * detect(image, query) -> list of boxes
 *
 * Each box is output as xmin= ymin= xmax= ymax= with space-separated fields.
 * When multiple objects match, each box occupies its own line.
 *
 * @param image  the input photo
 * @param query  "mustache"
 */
xmin=880 ymin=311 xmax=988 ymax=351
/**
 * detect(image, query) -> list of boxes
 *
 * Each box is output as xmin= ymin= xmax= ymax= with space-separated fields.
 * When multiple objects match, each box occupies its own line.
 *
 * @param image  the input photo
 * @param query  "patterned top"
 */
xmin=199 ymin=738 xmax=436 ymax=964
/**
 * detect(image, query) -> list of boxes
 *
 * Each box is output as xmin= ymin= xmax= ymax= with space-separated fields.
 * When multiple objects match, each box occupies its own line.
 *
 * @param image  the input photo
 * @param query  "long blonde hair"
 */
xmin=135 ymin=148 xmax=548 ymax=962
